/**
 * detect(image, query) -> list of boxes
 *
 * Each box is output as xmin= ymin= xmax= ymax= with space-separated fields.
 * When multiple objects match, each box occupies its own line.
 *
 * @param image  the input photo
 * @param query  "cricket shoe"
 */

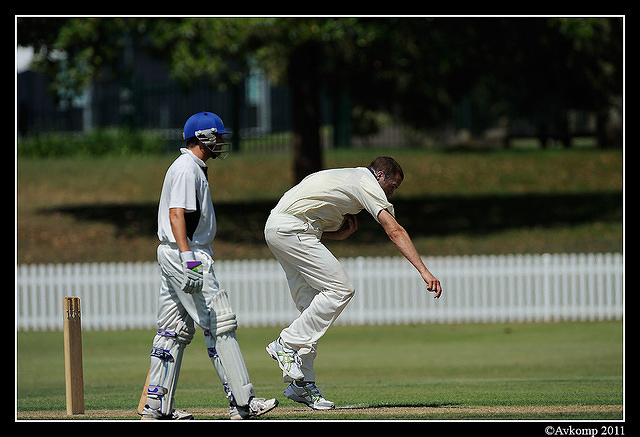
xmin=266 ymin=337 xmax=305 ymax=381
xmin=229 ymin=397 xmax=279 ymax=420
xmin=284 ymin=382 xmax=335 ymax=410
xmin=140 ymin=406 xmax=194 ymax=420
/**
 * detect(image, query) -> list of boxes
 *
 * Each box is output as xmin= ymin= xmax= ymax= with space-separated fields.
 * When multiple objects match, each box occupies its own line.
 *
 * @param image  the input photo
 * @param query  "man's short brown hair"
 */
xmin=368 ymin=156 xmax=404 ymax=181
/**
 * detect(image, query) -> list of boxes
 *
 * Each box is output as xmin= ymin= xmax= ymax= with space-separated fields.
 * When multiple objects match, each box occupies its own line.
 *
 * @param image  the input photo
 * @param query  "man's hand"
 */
xmin=338 ymin=214 xmax=358 ymax=239
xmin=322 ymin=214 xmax=358 ymax=240
xmin=180 ymin=260 xmax=203 ymax=294
xmin=421 ymin=270 xmax=442 ymax=298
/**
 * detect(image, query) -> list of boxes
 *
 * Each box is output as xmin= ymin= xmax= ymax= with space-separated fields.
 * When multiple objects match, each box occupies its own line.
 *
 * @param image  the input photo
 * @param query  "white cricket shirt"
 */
xmin=271 ymin=167 xmax=394 ymax=232
xmin=157 ymin=148 xmax=216 ymax=245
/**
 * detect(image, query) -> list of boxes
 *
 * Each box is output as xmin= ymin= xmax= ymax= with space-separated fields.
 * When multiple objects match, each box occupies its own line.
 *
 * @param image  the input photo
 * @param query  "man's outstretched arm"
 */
xmin=378 ymin=209 xmax=442 ymax=298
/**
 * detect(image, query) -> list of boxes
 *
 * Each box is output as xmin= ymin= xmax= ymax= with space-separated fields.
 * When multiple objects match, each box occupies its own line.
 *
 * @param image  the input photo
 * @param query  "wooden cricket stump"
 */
xmin=63 ymin=296 xmax=85 ymax=415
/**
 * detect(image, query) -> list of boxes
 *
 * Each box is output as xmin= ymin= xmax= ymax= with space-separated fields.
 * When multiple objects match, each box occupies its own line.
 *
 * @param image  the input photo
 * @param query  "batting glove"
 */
xmin=179 ymin=251 xmax=203 ymax=294
xmin=180 ymin=260 xmax=203 ymax=293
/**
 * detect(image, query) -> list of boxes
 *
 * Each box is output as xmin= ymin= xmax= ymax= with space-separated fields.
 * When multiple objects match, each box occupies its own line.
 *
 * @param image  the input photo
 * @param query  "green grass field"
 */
xmin=16 ymin=321 xmax=623 ymax=421
xmin=16 ymin=146 xmax=623 ymax=421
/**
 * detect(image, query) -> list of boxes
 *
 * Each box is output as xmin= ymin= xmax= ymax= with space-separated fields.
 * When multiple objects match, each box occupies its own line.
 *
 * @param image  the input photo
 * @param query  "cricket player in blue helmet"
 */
xmin=141 ymin=111 xmax=277 ymax=420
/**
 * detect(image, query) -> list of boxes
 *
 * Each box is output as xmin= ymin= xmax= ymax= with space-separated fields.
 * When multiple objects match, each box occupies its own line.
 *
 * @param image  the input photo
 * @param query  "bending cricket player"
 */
xmin=264 ymin=156 xmax=442 ymax=409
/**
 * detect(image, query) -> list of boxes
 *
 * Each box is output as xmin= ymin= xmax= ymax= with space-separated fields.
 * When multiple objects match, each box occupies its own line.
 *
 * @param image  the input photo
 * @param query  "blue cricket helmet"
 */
xmin=182 ymin=111 xmax=231 ymax=139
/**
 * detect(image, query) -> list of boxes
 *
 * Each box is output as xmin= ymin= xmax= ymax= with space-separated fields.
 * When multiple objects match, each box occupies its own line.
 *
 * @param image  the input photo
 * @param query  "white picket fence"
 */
xmin=16 ymin=253 xmax=624 ymax=331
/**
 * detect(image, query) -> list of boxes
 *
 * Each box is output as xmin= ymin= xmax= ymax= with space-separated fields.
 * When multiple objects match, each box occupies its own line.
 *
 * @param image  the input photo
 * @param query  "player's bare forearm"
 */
xmin=378 ymin=209 xmax=442 ymax=297
xmin=169 ymin=208 xmax=191 ymax=253
xmin=322 ymin=214 xmax=358 ymax=240
xmin=386 ymin=223 xmax=426 ymax=273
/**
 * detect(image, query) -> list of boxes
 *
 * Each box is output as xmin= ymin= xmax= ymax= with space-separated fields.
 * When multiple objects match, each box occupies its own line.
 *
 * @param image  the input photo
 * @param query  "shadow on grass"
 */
xmin=44 ymin=190 xmax=622 ymax=245
xmin=335 ymin=402 xmax=462 ymax=410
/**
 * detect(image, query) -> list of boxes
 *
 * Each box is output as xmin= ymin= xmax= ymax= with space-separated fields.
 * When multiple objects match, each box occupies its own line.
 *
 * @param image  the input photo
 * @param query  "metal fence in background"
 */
xmin=16 ymin=253 xmax=623 ymax=331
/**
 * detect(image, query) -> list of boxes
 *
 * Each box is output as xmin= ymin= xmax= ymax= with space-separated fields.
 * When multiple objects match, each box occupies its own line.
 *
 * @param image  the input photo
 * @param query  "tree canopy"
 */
xmin=18 ymin=17 xmax=623 ymax=179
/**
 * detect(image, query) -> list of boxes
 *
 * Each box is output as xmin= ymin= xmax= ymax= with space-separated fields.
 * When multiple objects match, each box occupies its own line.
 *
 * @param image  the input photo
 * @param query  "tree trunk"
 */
xmin=289 ymin=42 xmax=323 ymax=184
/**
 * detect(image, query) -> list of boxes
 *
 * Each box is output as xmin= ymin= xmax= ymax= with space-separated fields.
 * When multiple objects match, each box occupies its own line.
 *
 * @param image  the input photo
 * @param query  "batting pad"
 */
xmin=205 ymin=290 xmax=255 ymax=406
xmin=147 ymin=321 xmax=194 ymax=415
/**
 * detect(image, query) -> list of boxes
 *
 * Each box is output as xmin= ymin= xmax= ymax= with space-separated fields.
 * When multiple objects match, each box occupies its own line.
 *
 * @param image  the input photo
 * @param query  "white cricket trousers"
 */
xmin=264 ymin=213 xmax=355 ymax=382
xmin=156 ymin=242 xmax=216 ymax=331
xmin=152 ymin=242 xmax=255 ymax=407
